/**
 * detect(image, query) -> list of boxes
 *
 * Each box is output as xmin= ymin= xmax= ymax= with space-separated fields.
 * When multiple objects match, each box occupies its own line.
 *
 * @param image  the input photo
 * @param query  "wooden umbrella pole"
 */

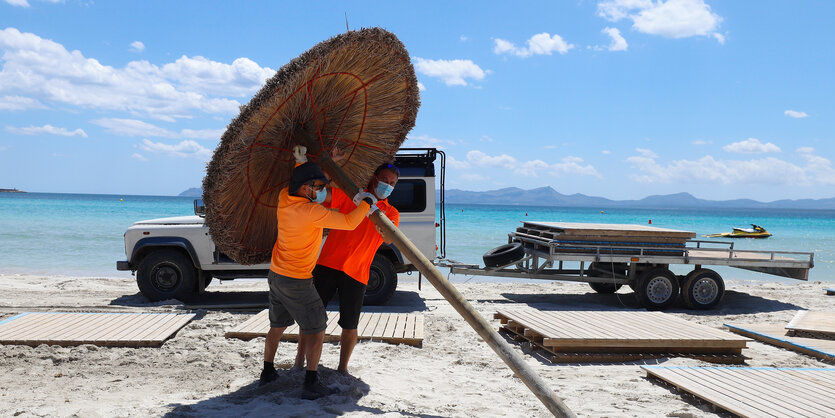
xmin=302 ymin=136 xmax=574 ymax=417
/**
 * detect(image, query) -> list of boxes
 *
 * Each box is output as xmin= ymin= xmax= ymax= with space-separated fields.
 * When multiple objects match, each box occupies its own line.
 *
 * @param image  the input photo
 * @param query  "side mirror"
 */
xmin=194 ymin=199 xmax=206 ymax=217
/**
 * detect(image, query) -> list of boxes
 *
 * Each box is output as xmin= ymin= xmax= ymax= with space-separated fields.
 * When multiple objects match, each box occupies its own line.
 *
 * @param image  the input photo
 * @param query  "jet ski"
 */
xmin=704 ymin=224 xmax=772 ymax=238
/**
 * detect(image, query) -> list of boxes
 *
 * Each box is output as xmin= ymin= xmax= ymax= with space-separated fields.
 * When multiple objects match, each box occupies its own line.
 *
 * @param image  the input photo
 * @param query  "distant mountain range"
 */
xmin=180 ymin=186 xmax=835 ymax=209
xmin=439 ymin=186 xmax=835 ymax=210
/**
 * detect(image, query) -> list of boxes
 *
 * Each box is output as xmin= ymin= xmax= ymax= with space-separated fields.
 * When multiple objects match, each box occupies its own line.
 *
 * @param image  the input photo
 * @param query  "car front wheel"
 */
xmin=136 ymin=249 xmax=197 ymax=302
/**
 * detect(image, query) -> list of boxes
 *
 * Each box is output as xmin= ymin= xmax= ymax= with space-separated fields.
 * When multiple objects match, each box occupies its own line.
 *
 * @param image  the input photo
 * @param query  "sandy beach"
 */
xmin=0 ymin=274 xmax=832 ymax=417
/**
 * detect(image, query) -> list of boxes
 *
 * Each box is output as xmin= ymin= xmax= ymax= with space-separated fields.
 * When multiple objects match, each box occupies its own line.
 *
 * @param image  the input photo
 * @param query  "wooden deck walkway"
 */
xmin=643 ymin=366 xmax=835 ymax=418
xmin=725 ymin=323 xmax=835 ymax=364
xmin=225 ymin=310 xmax=423 ymax=347
xmin=495 ymin=309 xmax=749 ymax=363
xmin=786 ymin=311 xmax=835 ymax=338
xmin=0 ymin=312 xmax=195 ymax=347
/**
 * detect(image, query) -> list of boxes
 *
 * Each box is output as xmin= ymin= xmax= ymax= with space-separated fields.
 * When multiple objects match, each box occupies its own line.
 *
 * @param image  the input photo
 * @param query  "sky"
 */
xmin=1 ymin=0 xmax=833 ymax=201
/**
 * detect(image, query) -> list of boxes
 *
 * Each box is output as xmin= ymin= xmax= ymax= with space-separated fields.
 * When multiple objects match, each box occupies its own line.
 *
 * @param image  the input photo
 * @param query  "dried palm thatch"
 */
xmin=203 ymin=28 xmax=420 ymax=265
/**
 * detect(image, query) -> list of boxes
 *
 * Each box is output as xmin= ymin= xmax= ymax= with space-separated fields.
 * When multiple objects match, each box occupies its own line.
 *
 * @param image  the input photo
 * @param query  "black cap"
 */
xmin=289 ymin=162 xmax=329 ymax=194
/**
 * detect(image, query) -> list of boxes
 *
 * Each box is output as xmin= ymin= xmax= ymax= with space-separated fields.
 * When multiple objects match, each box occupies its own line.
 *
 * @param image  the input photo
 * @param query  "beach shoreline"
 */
xmin=0 ymin=273 xmax=832 ymax=417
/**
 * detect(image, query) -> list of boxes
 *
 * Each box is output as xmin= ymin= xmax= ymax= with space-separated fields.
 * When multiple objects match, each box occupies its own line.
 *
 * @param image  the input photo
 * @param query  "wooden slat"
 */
xmin=786 ymin=311 xmax=835 ymax=337
xmin=496 ymin=309 xmax=748 ymax=351
xmin=224 ymin=310 xmax=423 ymax=347
xmin=644 ymin=366 xmax=835 ymax=418
xmin=725 ymin=323 xmax=835 ymax=364
xmin=0 ymin=312 xmax=195 ymax=347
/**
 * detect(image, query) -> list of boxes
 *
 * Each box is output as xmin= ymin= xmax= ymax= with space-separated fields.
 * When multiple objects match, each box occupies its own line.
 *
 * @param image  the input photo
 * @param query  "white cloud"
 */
xmin=796 ymin=146 xmax=815 ymax=154
xmin=92 ymin=118 xmax=223 ymax=140
xmin=602 ymin=27 xmax=628 ymax=51
xmin=0 ymin=28 xmax=273 ymax=121
xmin=459 ymin=35 xmax=469 ymax=42
xmin=635 ymin=148 xmax=659 ymax=158
xmin=784 ymin=109 xmax=808 ymax=119
xmin=479 ymin=135 xmax=494 ymax=143
xmin=413 ymin=57 xmax=486 ymax=86
xmin=460 ymin=173 xmax=488 ymax=181
xmin=0 ymin=95 xmax=47 ymax=111
xmin=139 ymin=139 xmax=212 ymax=160
xmin=493 ymin=33 xmax=574 ymax=58
xmin=403 ymin=133 xmax=457 ymax=149
xmin=597 ymin=0 xmax=723 ymax=42
xmin=446 ymin=155 xmax=470 ymax=169
xmin=465 ymin=150 xmax=600 ymax=178
xmin=5 ymin=124 xmax=87 ymax=137
xmin=130 ymin=41 xmax=145 ymax=53
xmin=131 ymin=153 xmax=148 ymax=161
xmin=722 ymin=138 xmax=780 ymax=154
xmin=5 ymin=0 xmax=30 ymax=7
xmin=626 ymin=151 xmax=809 ymax=185
xmin=543 ymin=144 xmax=557 ymax=149
xmin=602 ymin=150 xmax=611 ymax=154
xmin=692 ymin=139 xmax=711 ymax=145
xmin=417 ymin=82 xmax=426 ymax=91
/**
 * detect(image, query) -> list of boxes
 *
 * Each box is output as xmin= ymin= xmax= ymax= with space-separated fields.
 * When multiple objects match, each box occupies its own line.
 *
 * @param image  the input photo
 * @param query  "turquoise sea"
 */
xmin=1 ymin=192 xmax=833 ymax=283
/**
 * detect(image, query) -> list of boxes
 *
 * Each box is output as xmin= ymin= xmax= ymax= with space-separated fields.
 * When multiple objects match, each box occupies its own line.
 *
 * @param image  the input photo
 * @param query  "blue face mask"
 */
xmin=310 ymin=188 xmax=327 ymax=204
xmin=375 ymin=181 xmax=394 ymax=200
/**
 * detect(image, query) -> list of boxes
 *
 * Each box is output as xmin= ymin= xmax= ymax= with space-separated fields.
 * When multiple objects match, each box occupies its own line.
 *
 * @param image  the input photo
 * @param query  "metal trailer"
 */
xmin=444 ymin=222 xmax=814 ymax=311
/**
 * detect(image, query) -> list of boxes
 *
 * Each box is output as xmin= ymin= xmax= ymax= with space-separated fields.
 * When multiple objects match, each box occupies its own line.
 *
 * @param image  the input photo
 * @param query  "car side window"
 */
xmin=388 ymin=179 xmax=426 ymax=213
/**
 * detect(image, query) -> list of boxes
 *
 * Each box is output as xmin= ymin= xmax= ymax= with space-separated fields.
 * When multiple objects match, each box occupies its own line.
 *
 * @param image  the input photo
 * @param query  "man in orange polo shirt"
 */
xmin=260 ymin=157 xmax=376 ymax=400
xmin=295 ymin=163 xmax=400 ymax=375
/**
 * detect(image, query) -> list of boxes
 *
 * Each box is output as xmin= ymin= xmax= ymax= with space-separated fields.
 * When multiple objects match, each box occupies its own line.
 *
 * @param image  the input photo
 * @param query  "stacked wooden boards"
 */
xmin=726 ymin=311 xmax=835 ymax=364
xmin=513 ymin=222 xmax=696 ymax=256
xmin=225 ymin=310 xmax=423 ymax=347
xmin=643 ymin=366 xmax=835 ymax=418
xmin=495 ymin=308 xmax=749 ymax=363
xmin=0 ymin=312 xmax=195 ymax=347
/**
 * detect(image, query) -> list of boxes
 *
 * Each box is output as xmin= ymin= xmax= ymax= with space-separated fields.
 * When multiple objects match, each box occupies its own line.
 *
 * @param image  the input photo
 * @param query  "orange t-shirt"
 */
xmin=270 ymin=187 xmax=370 ymax=279
xmin=317 ymin=188 xmax=400 ymax=285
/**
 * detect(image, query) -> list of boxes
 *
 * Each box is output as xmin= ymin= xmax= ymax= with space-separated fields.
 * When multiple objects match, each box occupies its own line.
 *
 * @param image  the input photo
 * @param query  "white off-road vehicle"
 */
xmin=117 ymin=148 xmax=446 ymax=305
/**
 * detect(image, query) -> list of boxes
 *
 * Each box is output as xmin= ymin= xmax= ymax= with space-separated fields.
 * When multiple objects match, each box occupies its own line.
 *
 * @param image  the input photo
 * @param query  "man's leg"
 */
xmin=293 ymin=334 xmax=307 ymax=369
xmin=304 ymin=330 xmax=326 ymax=371
xmin=264 ymin=326 xmax=286 ymax=363
xmin=296 ymin=265 xmax=339 ymax=369
xmin=337 ymin=328 xmax=358 ymax=373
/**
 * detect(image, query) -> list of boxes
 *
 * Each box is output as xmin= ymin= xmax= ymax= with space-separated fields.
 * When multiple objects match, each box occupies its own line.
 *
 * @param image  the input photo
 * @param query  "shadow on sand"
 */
xmin=499 ymin=289 xmax=803 ymax=315
xmin=162 ymin=367 xmax=445 ymax=417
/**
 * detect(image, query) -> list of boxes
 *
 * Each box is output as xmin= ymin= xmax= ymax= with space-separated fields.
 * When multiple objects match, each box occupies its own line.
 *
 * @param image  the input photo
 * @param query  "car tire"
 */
xmin=364 ymin=254 xmax=397 ymax=306
xmin=483 ymin=242 xmax=525 ymax=268
xmin=136 ymin=249 xmax=197 ymax=302
xmin=587 ymin=262 xmax=625 ymax=294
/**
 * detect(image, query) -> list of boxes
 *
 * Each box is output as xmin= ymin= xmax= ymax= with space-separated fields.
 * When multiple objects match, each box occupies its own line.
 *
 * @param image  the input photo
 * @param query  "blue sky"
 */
xmin=1 ymin=1 xmax=833 ymax=201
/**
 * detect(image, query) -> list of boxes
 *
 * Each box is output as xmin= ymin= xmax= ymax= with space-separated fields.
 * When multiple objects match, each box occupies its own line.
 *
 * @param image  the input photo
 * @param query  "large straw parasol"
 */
xmin=203 ymin=27 xmax=420 ymax=265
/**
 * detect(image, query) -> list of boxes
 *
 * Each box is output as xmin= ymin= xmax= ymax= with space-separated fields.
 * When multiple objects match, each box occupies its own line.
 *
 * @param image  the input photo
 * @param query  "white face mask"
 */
xmin=309 ymin=187 xmax=327 ymax=204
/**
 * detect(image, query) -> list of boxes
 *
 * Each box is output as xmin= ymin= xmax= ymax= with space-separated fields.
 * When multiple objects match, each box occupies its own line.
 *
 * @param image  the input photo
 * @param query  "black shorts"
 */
xmin=312 ymin=264 xmax=367 ymax=330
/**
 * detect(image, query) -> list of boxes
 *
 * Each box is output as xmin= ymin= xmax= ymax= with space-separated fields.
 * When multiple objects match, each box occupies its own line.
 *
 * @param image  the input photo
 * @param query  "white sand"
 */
xmin=0 ymin=274 xmax=832 ymax=417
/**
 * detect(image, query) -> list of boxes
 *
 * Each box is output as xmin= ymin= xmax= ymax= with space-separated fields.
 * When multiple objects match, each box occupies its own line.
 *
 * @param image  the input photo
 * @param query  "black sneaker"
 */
xmin=259 ymin=368 xmax=278 ymax=387
xmin=301 ymin=380 xmax=340 ymax=400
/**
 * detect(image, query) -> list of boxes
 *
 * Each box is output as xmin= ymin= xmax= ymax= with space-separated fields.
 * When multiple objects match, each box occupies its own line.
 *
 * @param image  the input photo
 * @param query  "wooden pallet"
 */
xmin=520 ymin=221 xmax=696 ymax=239
xmin=725 ymin=323 xmax=835 ymax=364
xmin=0 ymin=312 xmax=195 ymax=347
xmin=225 ymin=310 xmax=423 ymax=347
xmin=495 ymin=309 xmax=749 ymax=363
xmin=786 ymin=311 xmax=835 ymax=339
xmin=643 ymin=366 xmax=835 ymax=418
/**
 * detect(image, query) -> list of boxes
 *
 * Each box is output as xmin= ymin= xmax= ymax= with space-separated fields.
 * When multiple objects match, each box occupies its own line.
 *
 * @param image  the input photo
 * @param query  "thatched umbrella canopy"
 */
xmin=202 ymin=28 xmax=420 ymax=265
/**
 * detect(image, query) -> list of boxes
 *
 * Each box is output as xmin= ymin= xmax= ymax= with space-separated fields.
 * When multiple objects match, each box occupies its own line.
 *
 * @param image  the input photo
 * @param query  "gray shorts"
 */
xmin=267 ymin=271 xmax=327 ymax=334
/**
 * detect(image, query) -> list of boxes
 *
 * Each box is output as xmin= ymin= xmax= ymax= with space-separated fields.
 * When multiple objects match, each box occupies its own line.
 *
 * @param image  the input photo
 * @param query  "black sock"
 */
xmin=304 ymin=370 xmax=317 ymax=385
xmin=264 ymin=361 xmax=275 ymax=371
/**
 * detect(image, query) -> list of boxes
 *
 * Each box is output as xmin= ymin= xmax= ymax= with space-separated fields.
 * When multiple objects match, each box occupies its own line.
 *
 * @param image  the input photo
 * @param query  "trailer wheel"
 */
xmin=681 ymin=269 xmax=724 ymax=310
xmin=636 ymin=268 xmax=679 ymax=310
xmin=483 ymin=242 xmax=525 ymax=268
xmin=587 ymin=263 xmax=623 ymax=294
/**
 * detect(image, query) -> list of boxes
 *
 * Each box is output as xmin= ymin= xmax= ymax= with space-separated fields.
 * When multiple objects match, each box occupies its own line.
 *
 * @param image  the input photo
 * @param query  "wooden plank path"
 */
xmin=225 ymin=310 xmax=423 ymax=347
xmin=643 ymin=366 xmax=835 ymax=418
xmin=0 ymin=312 xmax=195 ymax=347
xmin=495 ymin=309 xmax=749 ymax=363
xmin=786 ymin=311 xmax=835 ymax=338
xmin=725 ymin=323 xmax=835 ymax=364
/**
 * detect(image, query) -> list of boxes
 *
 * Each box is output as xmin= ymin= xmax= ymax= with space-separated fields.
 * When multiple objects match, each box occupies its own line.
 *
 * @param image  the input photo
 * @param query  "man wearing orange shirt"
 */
xmin=260 ymin=157 xmax=376 ymax=400
xmin=296 ymin=163 xmax=400 ymax=375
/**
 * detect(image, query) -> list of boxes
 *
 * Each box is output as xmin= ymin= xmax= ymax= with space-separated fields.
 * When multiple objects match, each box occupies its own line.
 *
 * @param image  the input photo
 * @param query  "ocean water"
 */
xmin=1 ymin=192 xmax=833 ymax=283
